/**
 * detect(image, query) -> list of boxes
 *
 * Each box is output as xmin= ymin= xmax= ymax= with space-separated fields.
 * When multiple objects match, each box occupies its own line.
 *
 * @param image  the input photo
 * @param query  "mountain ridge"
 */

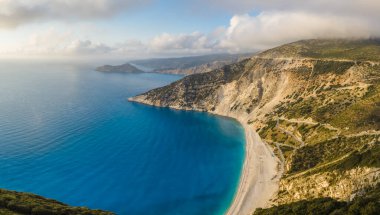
xmin=97 ymin=53 xmax=253 ymax=75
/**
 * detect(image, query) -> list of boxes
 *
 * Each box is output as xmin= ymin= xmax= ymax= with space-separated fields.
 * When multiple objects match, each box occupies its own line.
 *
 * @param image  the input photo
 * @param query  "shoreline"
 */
xmin=128 ymin=98 xmax=281 ymax=215
xmin=226 ymin=122 xmax=281 ymax=215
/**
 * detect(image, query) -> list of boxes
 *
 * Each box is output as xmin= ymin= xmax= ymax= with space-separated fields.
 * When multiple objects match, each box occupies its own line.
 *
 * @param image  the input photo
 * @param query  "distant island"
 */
xmin=96 ymin=63 xmax=143 ymax=73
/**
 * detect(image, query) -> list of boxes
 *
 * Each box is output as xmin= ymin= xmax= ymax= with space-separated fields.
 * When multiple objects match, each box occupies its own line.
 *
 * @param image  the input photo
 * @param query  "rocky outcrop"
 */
xmin=129 ymin=39 xmax=380 ymax=209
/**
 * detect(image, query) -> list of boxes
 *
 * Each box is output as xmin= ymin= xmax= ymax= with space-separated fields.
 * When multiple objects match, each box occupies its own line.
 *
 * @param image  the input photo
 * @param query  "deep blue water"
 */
xmin=0 ymin=61 xmax=245 ymax=215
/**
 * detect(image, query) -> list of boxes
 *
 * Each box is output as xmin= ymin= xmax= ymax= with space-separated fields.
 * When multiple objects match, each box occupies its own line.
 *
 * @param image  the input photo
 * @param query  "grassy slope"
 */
xmin=0 ymin=189 xmax=113 ymax=215
xmin=258 ymin=39 xmax=380 ymax=173
xmin=267 ymin=69 xmax=380 ymax=174
xmin=256 ymin=39 xmax=380 ymax=213
xmin=259 ymin=39 xmax=380 ymax=61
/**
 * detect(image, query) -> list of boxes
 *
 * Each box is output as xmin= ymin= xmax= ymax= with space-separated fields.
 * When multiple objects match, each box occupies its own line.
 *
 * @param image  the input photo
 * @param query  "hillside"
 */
xmin=254 ymin=183 xmax=380 ymax=215
xmin=95 ymin=63 xmax=143 ymax=73
xmin=130 ymin=53 xmax=253 ymax=75
xmin=129 ymin=39 xmax=380 ymax=214
xmin=259 ymin=39 xmax=380 ymax=62
xmin=0 ymin=189 xmax=113 ymax=215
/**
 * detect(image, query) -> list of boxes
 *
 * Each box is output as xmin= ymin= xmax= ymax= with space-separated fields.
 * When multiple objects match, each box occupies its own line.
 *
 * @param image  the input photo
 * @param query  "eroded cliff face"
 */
xmin=277 ymin=167 xmax=380 ymax=205
xmin=131 ymin=57 xmax=290 ymax=122
xmin=130 ymin=40 xmax=380 ymax=207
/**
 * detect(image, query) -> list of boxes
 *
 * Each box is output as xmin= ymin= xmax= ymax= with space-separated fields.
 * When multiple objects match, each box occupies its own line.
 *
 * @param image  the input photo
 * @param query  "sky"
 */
xmin=0 ymin=0 xmax=380 ymax=59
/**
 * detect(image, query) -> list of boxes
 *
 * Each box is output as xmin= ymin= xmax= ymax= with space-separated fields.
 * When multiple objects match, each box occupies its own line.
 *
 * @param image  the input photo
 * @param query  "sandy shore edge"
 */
xmin=225 ymin=121 xmax=281 ymax=215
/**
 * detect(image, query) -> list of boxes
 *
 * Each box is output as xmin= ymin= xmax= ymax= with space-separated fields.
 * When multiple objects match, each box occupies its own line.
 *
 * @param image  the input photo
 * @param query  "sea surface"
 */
xmin=0 ymin=60 xmax=245 ymax=215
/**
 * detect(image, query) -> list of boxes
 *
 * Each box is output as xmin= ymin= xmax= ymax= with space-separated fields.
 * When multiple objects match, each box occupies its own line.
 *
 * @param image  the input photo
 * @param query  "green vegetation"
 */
xmin=330 ymin=81 xmax=380 ymax=133
xmin=321 ymin=143 xmax=380 ymax=173
xmin=254 ymin=198 xmax=346 ymax=215
xmin=313 ymin=61 xmax=355 ymax=75
xmin=260 ymin=39 xmax=380 ymax=62
xmin=289 ymin=135 xmax=379 ymax=174
xmin=276 ymin=79 xmax=380 ymax=136
xmin=0 ymin=189 xmax=113 ymax=215
xmin=254 ymin=183 xmax=380 ymax=215
xmin=260 ymin=124 xmax=300 ymax=148
xmin=282 ymin=88 xmax=362 ymax=125
xmin=262 ymin=75 xmax=380 ymax=175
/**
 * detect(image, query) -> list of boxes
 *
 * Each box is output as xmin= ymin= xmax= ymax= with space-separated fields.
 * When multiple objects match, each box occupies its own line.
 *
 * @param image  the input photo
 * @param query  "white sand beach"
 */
xmin=226 ymin=123 xmax=281 ymax=215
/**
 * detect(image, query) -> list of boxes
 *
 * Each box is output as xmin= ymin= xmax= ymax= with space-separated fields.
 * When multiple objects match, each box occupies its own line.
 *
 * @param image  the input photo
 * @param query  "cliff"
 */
xmin=129 ymin=39 xmax=380 ymax=212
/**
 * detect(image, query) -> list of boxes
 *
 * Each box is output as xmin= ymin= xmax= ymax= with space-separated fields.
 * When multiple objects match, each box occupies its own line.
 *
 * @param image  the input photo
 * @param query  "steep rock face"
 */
xmin=131 ymin=57 xmax=290 ymax=121
xmin=130 ymin=39 xmax=380 ymax=207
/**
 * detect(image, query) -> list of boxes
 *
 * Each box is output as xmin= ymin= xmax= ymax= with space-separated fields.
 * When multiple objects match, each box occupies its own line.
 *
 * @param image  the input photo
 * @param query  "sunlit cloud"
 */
xmin=0 ymin=0 xmax=150 ymax=28
xmin=0 ymin=0 xmax=379 ymax=58
xmin=217 ymin=12 xmax=378 ymax=51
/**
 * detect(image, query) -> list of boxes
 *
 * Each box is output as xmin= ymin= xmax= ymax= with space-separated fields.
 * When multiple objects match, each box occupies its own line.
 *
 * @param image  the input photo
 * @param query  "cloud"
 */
xmin=181 ymin=0 xmax=380 ymax=52
xmin=0 ymin=0 xmax=150 ymax=28
xmin=2 ymin=0 xmax=380 ymax=58
xmin=66 ymin=40 xmax=112 ymax=55
xmin=4 ymin=8 xmax=380 ymax=58
xmin=1 ymin=29 xmax=222 ymax=58
xmin=149 ymin=32 xmax=214 ymax=53
xmin=217 ymin=12 xmax=379 ymax=51
xmin=202 ymin=0 xmax=380 ymax=16
xmin=143 ymin=10 xmax=380 ymax=54
xmin=2 ymin=28 xmax=112 ymax=56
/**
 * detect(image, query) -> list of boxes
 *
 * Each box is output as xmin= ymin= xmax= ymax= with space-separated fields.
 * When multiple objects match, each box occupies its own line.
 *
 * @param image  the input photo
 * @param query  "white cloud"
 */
xmin=0 ymin=0 xmax=150 ymax=28
xmin=217 ymin=12 xmax=379 ymax=51
xmin=143 ymin=11 xmax=380 ymax=54
xmin=1 ymin=29 xmax=222 ymax=58
xmin=149 ymin=32 xmax=212 ymax=52
xmin=202 ymin=0 xmax=380 ymax=17
xmin=2 ymin=28 xmax=113 ymax=57
xmin=21 ymin=29 xmax=74 ymax=55
xmin=1 ymin=0 xmax=380 ymax=58
xmin=66 ymin=40 xmax=112 ymax=55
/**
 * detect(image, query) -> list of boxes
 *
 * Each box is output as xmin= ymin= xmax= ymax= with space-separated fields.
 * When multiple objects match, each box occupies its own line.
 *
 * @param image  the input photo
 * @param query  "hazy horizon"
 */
xmin=1 ymin=0 xmax=380 ymax=59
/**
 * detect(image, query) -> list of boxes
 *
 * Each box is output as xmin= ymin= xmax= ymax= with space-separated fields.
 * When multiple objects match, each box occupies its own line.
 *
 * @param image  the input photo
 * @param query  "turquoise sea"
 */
xmin=0 ymin=61 xmax=245 ymax=215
